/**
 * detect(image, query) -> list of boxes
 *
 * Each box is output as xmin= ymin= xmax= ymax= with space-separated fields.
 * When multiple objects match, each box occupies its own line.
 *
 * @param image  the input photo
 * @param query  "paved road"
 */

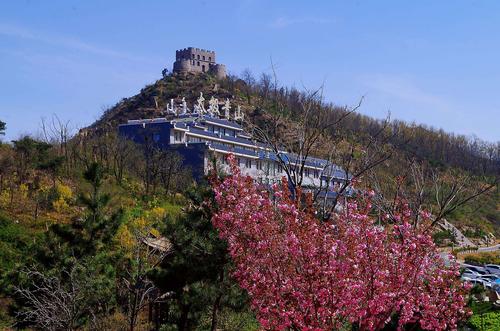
xmin=439 ymin=219 xmax=475 ymax=247
xmin=478 ymin=244 xmax=500 ymax=252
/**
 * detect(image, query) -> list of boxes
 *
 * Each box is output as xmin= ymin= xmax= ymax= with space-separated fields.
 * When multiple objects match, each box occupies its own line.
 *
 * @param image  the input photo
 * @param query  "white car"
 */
xmin=463 ymin=265 xmax=487 ymax=275
xmin=462 ymin=277 xmax=486 ymax=287
xmin=485 ymin=264 xmax=500 ymax=275
xmin=462 ymin=271 xmax=480 ymax=280
xmin=479 ymin=274 xmax=500 ymax=288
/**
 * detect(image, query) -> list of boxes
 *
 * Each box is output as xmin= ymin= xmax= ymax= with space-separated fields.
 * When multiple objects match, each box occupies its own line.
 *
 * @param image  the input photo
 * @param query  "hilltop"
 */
xmin=90 ymin=73 xmax=239 ymax=130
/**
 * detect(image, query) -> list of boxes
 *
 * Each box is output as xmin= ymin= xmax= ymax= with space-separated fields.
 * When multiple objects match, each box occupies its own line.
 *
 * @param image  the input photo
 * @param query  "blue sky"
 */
xmin=1 ymin=0 xmax=499 ymax=142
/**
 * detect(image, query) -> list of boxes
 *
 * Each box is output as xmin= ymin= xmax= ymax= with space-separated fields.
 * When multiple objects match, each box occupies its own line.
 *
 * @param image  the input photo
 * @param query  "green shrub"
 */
xmin=469 ymin=311 xmax=500 ymax=331
xmin=433 ymin=229 xmax=455 ymax=245
xmin=0 ymin=214 xmax=30 ymax=273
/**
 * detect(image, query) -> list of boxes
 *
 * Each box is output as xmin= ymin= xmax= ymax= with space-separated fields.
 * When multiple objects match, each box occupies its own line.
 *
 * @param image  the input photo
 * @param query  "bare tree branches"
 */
xmin=15 ymin=267 xmax=85 ymax=331
xmin=429 ymin=171 xmax=498 ymax=228
xmin=369 ymin=157 xmax=498 ymax=231
xmin=247 ymin=83 xmax=363 ymax=195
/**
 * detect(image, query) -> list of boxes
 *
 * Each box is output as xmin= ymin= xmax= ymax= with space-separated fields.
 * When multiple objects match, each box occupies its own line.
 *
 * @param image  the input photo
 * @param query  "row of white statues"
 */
xmin=165 ymin=93 xmax=244 ymax=121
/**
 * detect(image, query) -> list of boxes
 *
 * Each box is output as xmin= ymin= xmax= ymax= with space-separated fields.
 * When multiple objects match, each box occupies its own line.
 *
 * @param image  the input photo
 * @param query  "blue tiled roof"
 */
xmin=255 ymin=151 xmax=333 ymax=170
xmin=256 ymin=150 xmax=279 ymax=160
xmin=221 ymin=134 xmax=254 ymax=146
xmin=188 ymin=127 xmax=220 ymax=138
xmin=322 ymin=165 xmax=351 ymax=180
xmin=175 ymin=123 xmax=188 ymax=130
xmin=210 ymin=143 xmax=259 ymax=157
xmin=282 ymin=154 xmax=326 ymax=169
xmin=201 ymin=116 xmax=243 ymax=130
xmin=187 ymin=127 xmax=256 ymax=147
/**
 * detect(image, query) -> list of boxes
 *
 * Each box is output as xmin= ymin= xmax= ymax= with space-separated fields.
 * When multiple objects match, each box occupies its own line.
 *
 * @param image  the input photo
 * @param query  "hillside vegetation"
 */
xmin=92 ymin=72 xmax=499 ymax=236
xmin=0 ymin=71 xmax=498 ymax=330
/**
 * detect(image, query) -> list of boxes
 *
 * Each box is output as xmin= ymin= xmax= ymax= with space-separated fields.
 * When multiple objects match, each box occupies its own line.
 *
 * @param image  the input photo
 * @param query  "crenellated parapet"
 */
xmin=172 ymin=47 xmax=226 ymax=78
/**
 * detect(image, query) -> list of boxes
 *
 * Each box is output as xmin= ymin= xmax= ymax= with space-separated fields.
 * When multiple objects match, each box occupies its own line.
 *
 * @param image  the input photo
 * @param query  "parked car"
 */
xmin=462 ymin=277 xmax=486 ymax=287
xmin=479 ymin=274 xmax=500 ymax=283
xmin=461 ymin=275 xmax=475 ymax=282
xmin=462 ymin=271 xmax=481 ymax=279
xmin=478 ymin=274 xmax=500 ymax=288
xmin=463 ymin=265 xmax=487 ymax=275
xmin=485 ymin=264 xmax=500 ymax=275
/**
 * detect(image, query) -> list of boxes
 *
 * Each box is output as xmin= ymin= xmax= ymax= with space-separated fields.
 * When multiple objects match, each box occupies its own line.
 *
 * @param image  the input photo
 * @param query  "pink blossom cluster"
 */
xmin=211 ymin=155 xmax=470 ymax=331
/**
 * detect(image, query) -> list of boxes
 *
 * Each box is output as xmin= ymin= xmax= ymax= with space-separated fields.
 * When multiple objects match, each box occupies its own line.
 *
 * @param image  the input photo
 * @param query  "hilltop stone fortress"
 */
xmin=172 ymin=47 xmax=226 ymax=79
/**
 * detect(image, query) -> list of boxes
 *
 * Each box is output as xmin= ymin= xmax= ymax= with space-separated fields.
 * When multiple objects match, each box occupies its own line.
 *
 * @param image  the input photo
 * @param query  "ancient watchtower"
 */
xmin=172 ymin=47 xmax=226 ymax=79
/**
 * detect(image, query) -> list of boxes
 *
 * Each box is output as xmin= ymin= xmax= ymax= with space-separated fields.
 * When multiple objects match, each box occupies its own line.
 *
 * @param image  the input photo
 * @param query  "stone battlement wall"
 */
xmin=173 ymin=47 xmax=225 ymax=79
xmin=176 ymin=47 xmax=216 ymax=63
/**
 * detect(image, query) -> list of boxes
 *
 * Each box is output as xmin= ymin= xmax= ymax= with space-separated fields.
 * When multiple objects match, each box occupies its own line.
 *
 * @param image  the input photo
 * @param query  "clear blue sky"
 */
xmin=1 ymin=0 xmax=499 ymax=142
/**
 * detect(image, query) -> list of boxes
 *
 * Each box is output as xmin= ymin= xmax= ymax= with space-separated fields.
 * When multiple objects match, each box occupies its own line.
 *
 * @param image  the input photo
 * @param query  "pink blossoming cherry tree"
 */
xmin=211 ymin=155 xmax=470 ymax=331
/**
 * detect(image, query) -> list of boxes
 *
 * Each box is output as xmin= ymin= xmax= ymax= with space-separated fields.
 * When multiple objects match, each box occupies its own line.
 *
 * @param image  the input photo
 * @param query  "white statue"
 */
xmin=194 ymin=92 xmax=205 ymax=114
xmin=208 ymin=96 xmax=220 ymax=116
xmin=193 ymin=104 xmax=200 ymax=114
xmin=222 ymin=98 xmax=231 ymax=119
xmin=181 ymin=97 xmax=188 ymax=114
xmin=167 ymin=98 xmax=176 ymax=114
xmin=234 ymin=105 xmax=244 ymax=121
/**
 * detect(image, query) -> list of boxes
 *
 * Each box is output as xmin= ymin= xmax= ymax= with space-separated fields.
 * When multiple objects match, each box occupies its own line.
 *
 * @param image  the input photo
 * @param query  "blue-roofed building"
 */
xmin=118 ymin=114 xmax=349 ymax=195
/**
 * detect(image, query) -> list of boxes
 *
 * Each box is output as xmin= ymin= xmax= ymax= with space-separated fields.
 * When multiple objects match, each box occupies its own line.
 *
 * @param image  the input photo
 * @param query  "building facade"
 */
xmin=172 ymin=47 xmax=226 ymax=79
xmin=119 ymin=111 xmax=349 ymax=198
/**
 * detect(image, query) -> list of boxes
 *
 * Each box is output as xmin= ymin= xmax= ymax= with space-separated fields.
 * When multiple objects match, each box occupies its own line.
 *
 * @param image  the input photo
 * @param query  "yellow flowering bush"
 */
xmin=116 ymin=224 xmax=134 ymax=251
xmin=50 ymin=183 xmax=73 ymax=212
xmin=52 ymin=197 xmax=68 ymax=213
xmin=115 ymin=215 xmax=162 ymax=256
xmin=56 ymin=183 xmax=73 ymax=200
xmin=19 ymin=184 xmax=29 ymax=200
xmin=148 ymin=207 xmax=166 ymax=222
xmin=0 ymin=190 xmax=10 ymax=208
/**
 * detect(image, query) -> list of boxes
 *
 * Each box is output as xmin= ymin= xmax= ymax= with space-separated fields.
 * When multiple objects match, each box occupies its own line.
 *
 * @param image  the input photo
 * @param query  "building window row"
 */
xmin=214 ymin=153 xmax=323 ymax=186
xmin=190 ymin=54 xmax=210 ymax=61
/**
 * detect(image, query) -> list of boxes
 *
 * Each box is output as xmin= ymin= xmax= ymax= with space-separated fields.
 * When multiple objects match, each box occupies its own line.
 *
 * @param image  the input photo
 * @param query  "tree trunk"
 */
xmin=178 ymin=303 xmax=190 ymax=331
xmin=210 ymin=292 xmax=222 ymax=331
xmin=129 ymin=289 xmax=138 ymax=331
xmin=210 ymin=270 xmax=224 ymax=331
xmin=34 ymin=200 xmax=39 ymax=220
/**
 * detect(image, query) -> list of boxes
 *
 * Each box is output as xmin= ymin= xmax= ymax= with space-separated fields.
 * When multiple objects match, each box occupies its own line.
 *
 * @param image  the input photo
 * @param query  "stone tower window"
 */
xmin=197 ymin=61 xmax=200 ymax=66
xmin=192 ymin=54 xmax=195 ymax=59
xmin=209 ymin=56 xmax=211 ymax=62
xmin=197 ymin=55 xmax=200 ymax=60
xmin=202 ymin=65 xmax=205 ymax=72
xmin=202 ymin=56 xmax=205 ymax=60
